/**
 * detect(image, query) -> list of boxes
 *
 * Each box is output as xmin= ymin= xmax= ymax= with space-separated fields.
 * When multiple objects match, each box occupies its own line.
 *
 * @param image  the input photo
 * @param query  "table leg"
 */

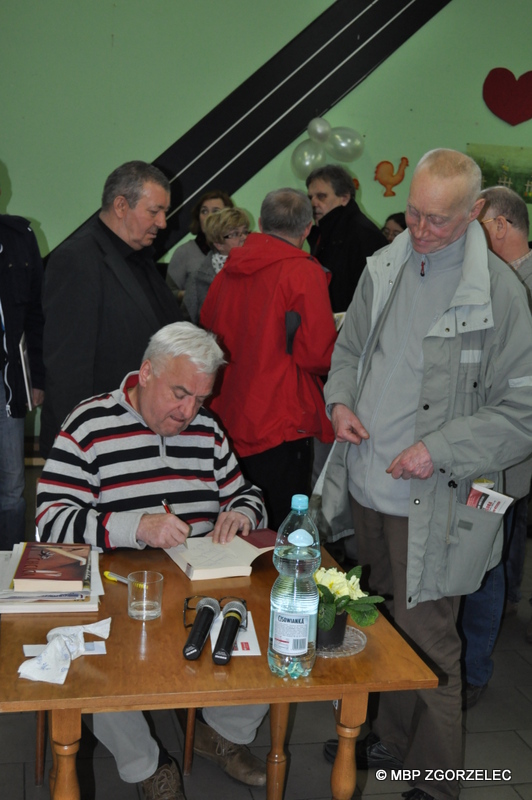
xmin=331 ymin=693 xmax=368 ymax=800
xmin=48 ymin=711 xmax=56 ymax=791
xmin=49 ymin=708 xmax=81 ymax=800
xmin=267 ymin=702 xmax=290 ymax=800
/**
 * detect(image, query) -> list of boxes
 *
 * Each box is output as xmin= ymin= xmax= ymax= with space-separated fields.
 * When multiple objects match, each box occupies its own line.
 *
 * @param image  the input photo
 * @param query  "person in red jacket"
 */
xmin=201 ymin=188 xmax=337 ymax=528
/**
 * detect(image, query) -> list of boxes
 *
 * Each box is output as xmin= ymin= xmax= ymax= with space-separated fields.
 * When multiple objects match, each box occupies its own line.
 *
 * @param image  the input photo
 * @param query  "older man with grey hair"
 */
xmin=37 ymin=321 xmax=268 ymax=800
xmin=478 ymin=185 xmax=532 ymax=283
xmin=459 ymin=187 xmax=532 ymax=685
xmin=201 ymin=188 xmax=337 ymax=529
xmin=321 ymin=150 xmax=532 ymax=800
xmin=306 ymin=164 xmax=386 ymax=313
xmin=41 ymin=160 xmax=182 ymax=459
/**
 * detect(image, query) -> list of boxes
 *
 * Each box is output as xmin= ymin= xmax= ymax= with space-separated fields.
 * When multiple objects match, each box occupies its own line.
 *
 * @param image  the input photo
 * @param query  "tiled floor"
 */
xmin=1 ymin=468 xmax=532 ymax=799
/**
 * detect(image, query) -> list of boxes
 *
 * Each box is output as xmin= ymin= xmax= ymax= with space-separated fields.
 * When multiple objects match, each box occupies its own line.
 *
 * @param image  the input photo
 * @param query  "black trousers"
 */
xmin=240 ymin=438 xmax=312 ymax=531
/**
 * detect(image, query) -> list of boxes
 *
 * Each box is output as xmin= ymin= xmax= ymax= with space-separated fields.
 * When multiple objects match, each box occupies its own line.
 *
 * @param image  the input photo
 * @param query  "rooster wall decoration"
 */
xmin=374 ymin=157 xmax=409 ymax=197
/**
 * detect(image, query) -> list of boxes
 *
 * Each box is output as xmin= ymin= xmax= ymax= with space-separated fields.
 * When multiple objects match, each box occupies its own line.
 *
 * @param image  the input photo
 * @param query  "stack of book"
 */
xmin=0 ymin=542 xmax=102 ymax=613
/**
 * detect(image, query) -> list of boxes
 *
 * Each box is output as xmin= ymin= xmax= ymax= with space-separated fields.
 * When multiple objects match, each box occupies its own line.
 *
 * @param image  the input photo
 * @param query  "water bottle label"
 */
xmin=287 ymin=529 xmax=314 ymax=546
xmin=271 ymin=612 xmax=309 ymax=655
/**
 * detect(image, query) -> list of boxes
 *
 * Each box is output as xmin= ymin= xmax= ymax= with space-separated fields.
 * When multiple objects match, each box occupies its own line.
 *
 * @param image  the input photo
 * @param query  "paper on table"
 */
xmin=18 ymin=618 xmax=111 ymax=684
xmin=23 ymin=642 xmax=107 ymax=656
xmin=209 ymin=611 xmax=261 ymax=656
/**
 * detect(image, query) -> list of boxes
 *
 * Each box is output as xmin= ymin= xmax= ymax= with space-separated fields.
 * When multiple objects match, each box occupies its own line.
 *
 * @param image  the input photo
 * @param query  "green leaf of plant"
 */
xmin=336 ymin=595 xmax=350 ymax=612
xmin=349 ymin=606 xmax=379 ymax=626
xmin=317 ymin=585 xmax=335 ymax=604
xmin=346 ymin=565 xmax=362 ymax=582
xmin=318 ymin=602 xmax=337 ymax=631
xmin=354 ymin=595 xmax=384 ymax=606
xmin=349 ymin=602 xmax=377 ymax=612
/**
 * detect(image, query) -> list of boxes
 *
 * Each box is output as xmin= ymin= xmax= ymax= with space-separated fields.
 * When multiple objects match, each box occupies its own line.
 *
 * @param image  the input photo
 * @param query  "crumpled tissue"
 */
xmin=18 ymin=618 xmax=111 ymax=684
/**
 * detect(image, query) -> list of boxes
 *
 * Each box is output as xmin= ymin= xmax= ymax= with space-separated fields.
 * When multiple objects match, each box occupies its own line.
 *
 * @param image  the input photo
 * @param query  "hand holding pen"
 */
xmin=161 ymin=499 xmax=189 ymax=549
xmin=135 ymin=501 xmax=191 ymax=549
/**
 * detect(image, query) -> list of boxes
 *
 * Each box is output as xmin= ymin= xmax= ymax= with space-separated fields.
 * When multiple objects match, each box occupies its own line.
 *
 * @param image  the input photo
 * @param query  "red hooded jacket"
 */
xmin=200 ymin=232 xmax=337 ymax=458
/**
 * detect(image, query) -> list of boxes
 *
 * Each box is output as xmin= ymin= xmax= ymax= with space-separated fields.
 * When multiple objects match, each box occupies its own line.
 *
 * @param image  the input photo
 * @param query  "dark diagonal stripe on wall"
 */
xmin=152 ymin=0 xmax=452 ymax=258
xmin=48 ymin=0 xmax=452 ymax=261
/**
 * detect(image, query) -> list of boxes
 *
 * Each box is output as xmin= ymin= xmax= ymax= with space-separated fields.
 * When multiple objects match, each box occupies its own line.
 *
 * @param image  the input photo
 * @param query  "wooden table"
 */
xmin=0 ymin=548 xmax=437 ymax=799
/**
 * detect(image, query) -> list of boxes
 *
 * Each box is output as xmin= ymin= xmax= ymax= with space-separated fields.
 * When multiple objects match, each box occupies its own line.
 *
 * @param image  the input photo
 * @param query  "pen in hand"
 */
xmin=161 ymin=498 xmax=189 ymax=549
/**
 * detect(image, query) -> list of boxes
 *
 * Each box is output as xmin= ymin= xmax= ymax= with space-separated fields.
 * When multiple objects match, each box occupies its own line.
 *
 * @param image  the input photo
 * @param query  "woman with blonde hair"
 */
xmin=184 ymin=207 xmax=250 ymax=323
xmin=167 ymin=189 xmax=233 ymax=294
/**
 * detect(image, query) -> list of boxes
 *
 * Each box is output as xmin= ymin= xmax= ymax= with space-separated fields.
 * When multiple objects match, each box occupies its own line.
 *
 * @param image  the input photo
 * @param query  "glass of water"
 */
xmin=127 ymin=571 xmax=163 ymax=620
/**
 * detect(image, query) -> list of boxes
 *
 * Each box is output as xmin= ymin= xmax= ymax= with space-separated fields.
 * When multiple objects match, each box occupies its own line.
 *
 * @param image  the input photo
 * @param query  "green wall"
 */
xmin=3 ymin=0 xmax=531 ymax=254
xmin=0 ymin=0 xmax=333 ymax=254
xmin=3 ymin=0 xmax=532 ymax=445
xmin=236 ymin=0 xmax=532 ymax=235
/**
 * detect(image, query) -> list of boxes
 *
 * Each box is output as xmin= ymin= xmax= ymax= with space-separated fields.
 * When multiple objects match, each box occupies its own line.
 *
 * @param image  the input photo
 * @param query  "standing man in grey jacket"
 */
xmin=322 ymin=150 xmax=532 ymax=800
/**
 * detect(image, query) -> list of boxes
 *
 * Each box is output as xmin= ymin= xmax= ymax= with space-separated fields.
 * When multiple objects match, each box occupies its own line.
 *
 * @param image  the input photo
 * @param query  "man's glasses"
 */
xmin=481 ymin=217 xmax=513 ymax=226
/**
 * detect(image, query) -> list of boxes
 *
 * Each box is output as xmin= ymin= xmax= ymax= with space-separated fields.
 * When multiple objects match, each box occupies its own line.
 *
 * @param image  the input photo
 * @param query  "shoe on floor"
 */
xmin=193 ymin=718 xmax=266 ymax=786
xmin=141 ymin=757 xmax=186 ymax=800
xmin=402 ymin=789 xmax=435 ymax=799
xmin=463 ymin=682 xmax=487 ymax=709
xmin=323 ymin=731 xmax=402 ymax=769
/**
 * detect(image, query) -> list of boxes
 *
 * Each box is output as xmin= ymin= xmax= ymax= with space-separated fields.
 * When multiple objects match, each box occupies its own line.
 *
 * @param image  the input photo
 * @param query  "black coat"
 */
xmin=40 ymin=217 xmax=181 ymax=457
xmin=307 ymin=200 xmax=387 ymax=312
xmin=0 ymin=214 xmax=44 ymax=417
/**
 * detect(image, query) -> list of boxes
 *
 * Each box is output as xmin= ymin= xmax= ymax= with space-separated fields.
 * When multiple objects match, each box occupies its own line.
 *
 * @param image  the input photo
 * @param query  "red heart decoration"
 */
xmin=483 ymin=68 xmax=532 ymax=126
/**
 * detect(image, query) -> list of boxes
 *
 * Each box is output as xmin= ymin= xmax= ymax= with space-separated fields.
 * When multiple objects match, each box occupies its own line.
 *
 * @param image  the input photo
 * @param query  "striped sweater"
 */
xmin=36 ymin=373 xmax=266 ymax=550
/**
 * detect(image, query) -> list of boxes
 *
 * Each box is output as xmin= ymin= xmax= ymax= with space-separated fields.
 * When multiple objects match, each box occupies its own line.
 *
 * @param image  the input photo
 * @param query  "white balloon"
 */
xmin=307 ymin=117 xmax=332 ymax=143
xmin=290 ymin=139 xmax=327 ymax=180
xmin=324 ymin=127 xmax=364 ymax=162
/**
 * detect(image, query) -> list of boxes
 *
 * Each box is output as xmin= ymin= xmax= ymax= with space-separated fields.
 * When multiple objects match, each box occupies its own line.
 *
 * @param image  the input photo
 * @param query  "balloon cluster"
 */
xmin=291 ymin=118 xmax=364 ymax=180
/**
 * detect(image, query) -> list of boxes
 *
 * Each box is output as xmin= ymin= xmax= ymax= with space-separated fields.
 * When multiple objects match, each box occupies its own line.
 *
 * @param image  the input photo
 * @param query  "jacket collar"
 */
xmin=368 ymin=221 xmax=494 ymax=336
xmin=89 ymin=218 xmax=164 ymax=330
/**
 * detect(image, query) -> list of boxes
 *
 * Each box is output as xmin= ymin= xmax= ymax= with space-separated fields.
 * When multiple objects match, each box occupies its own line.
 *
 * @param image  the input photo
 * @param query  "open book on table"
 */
xmin=164 ymin=528 xmax=277 ymax=580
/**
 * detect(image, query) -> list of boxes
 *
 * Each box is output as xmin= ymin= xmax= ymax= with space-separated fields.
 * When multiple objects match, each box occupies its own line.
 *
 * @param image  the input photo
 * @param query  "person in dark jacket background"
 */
xmin=0 ymin=212 xmax=44 ymax=548
xmin=40 ymin=161 xmax=182 ymax=459
xmin=306 ymin=164 xmax=387 ymax=312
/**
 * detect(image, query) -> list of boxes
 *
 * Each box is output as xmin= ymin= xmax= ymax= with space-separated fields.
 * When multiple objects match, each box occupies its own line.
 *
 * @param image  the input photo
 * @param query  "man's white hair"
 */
xmin=415 ymin=149 xmax=482 ymax=210
xmin=143 ymin=322 xmax=225 ymax=375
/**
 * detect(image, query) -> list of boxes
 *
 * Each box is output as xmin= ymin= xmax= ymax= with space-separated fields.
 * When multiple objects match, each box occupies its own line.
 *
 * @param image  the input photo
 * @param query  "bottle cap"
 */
xmin=291 ymin=494 xmax=309 ymax=511
xmin=287 ymin=529 xmax=314 ymax=546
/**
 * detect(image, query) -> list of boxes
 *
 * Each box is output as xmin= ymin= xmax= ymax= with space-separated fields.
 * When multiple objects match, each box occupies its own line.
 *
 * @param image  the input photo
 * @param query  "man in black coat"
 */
xmin=306 ymin=165 xmax=387 ymax=312
xmin=40 ymin=160 xmax=182 ymax=457
xmin=0 ymin=213 xmax=45 ymax=547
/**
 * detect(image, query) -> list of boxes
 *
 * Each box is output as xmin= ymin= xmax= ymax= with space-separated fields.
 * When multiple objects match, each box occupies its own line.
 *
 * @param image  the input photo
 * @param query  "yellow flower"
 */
xmin=315 ymin=567 xmax=351 ymax=598
xmin=347 ymin=575 xmax=366 ymax=600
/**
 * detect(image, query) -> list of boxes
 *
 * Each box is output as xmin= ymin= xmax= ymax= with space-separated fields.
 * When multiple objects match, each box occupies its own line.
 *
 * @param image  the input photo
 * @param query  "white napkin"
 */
xmin=18 ymin=618 xmax=111 ymax=684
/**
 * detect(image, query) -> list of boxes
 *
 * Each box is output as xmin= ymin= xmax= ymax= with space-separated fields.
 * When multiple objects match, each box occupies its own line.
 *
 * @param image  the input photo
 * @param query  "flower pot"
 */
xmin=316 ymin=611 xmax=347 ymax=649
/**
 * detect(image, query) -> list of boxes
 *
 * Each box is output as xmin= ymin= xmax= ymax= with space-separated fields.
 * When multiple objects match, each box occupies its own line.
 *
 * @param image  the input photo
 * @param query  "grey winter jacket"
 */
xmin=323 ymin=222 xmax=532 ymax=607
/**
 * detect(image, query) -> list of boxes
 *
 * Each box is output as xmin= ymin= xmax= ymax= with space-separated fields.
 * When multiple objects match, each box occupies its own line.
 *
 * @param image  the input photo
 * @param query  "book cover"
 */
xmin=13 ymin=543 xmax=91 ymax=592
xmin=0 ymin=550 xmax=100 ymax=613
xmin=165 ymin=528 xmax=277 ymax=581
xmin=466 ymin=486 xmax=513 ymax=514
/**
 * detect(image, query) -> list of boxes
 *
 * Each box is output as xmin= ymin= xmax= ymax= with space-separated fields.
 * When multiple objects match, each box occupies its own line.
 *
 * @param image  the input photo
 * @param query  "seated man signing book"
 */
xmin=36 ymin=321 xmax=268 ymax=800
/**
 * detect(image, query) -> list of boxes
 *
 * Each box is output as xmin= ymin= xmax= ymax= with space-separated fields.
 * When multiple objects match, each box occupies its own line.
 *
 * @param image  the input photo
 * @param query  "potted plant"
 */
xmin=314 ymin=566 xmax=384 ymax=648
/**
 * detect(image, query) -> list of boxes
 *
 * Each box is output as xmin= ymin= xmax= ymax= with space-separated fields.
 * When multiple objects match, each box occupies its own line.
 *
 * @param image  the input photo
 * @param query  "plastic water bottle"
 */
xmin=268 ymin=494 xmax=321 ymax=679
